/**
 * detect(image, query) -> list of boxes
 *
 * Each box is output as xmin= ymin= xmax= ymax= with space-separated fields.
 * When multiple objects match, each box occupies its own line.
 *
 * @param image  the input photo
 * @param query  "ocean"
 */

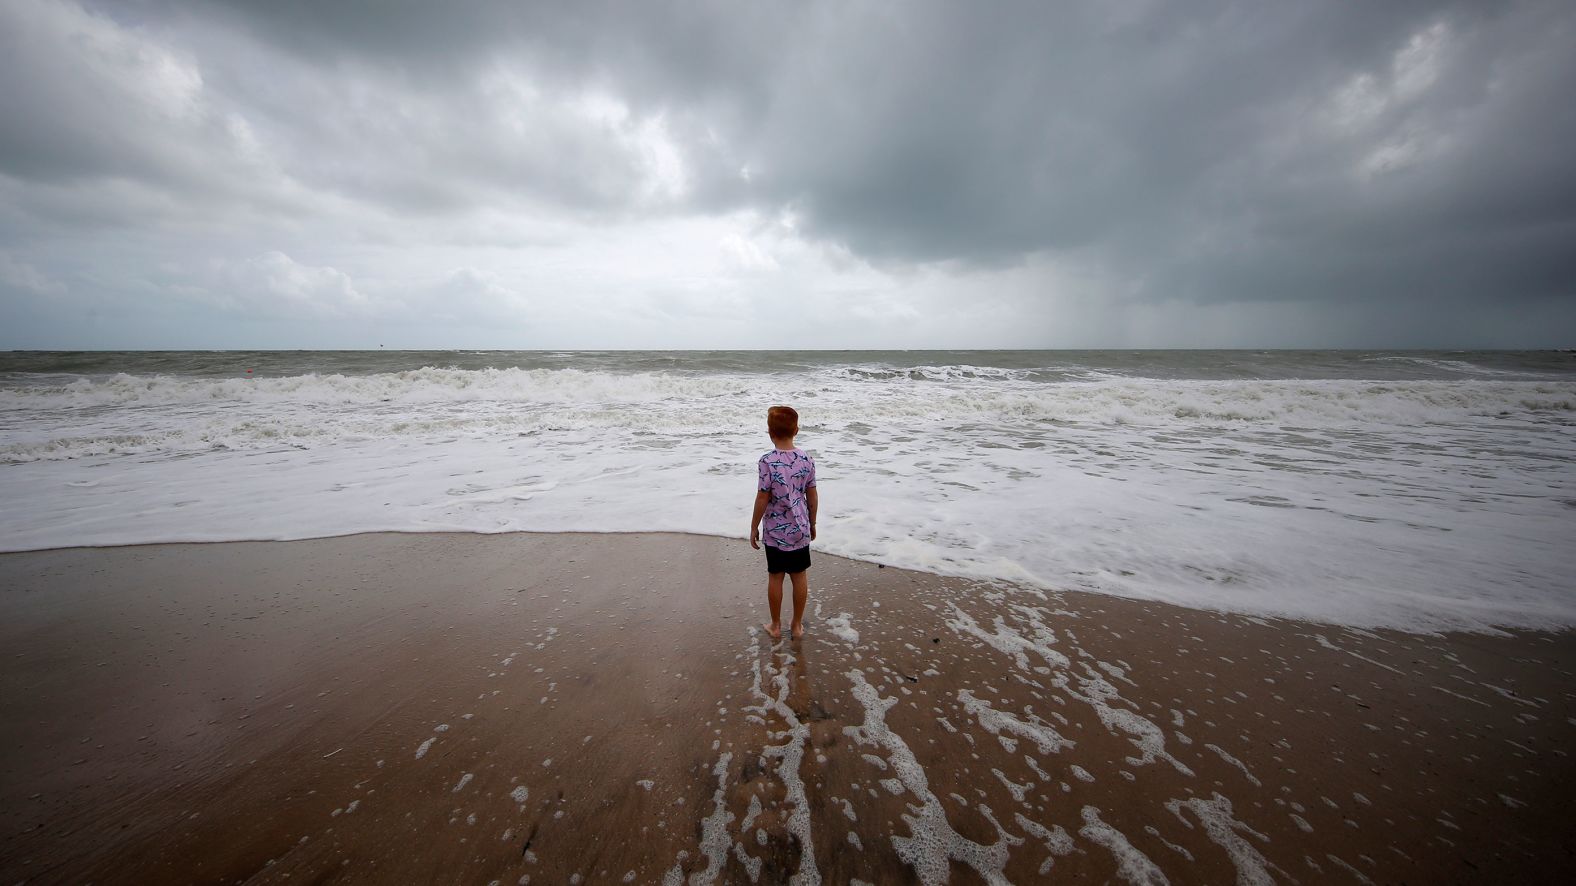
xmin=2 ymin=349 xmax=1573 ymax=633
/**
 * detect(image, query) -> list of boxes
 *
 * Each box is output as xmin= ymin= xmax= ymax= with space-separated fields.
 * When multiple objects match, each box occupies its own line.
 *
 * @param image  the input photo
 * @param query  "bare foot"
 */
xmin=790 ymin=622 xmax=805 ymax=639
xmin=763 ymin=621 xmax=782 ymax=640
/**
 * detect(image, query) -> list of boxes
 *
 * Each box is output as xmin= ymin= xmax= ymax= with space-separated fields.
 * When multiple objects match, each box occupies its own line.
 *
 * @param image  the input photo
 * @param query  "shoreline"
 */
xmin=0 ymin=528 xmax=1561 ymax=638
xmin=2 ymin=532 xmax=1572 ymax=883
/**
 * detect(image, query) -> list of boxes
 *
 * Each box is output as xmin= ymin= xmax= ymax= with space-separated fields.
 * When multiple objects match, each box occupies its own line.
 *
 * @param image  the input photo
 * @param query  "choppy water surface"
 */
xmin=3 ymin=349 xmax=1573 ymax=632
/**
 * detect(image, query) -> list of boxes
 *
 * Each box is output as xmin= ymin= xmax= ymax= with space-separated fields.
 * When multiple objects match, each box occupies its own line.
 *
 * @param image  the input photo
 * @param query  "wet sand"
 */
xmin=1 ymin=532 xmax=1572 ymax=884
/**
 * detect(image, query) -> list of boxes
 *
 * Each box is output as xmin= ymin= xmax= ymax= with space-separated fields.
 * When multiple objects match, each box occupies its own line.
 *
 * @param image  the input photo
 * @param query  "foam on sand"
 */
xmin=1079 ymin=806 xmax=1170 ymax=886
xmin=1013 ymin=813 xmax=1075 ymax=875
xmin=683 ymin=753 xmax=736 ymax=886
xmin=1165 ymin=793 xmax=1281 ymax=886
xmin=946 ymin=601 xmax=1188 ymax=775
xmin=1052 ymin=668 xmax=1192 ymax=776
xmin=957 ymin=689 xmax=1073 ymax=756
xmin=844 ymin=669 xmax=1015 ymax=885
xmin=825 ymin=613 xmax=859 ymax=644
xmin=741 ymin=636 xmax=820 ymax=885
xmin=1203 ymin=743 xmax=1261 ymax=788
xmin=946 ymin=604 xmax=1070 ymax=671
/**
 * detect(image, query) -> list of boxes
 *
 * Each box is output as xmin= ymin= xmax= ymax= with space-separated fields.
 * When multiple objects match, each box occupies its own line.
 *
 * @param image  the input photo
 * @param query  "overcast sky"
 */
xmin=2 ymin=0 xmax=1574 ymax=349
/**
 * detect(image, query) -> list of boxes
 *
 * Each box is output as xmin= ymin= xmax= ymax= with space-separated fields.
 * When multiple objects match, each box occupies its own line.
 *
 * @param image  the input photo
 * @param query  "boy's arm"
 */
xmin=806 ymin=487 xmax=819 ymax=540
xmin=750 ymin=490 xmax=770 ymax=549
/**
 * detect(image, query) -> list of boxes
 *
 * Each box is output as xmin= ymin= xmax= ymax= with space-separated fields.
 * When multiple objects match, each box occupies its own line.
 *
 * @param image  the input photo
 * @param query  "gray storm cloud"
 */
xmin=1 ymin=0 xmax=1573 ymax=348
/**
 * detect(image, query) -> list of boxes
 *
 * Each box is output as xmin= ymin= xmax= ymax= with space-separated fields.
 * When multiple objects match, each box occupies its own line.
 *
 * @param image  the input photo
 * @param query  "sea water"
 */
xmin=2 ymin=349 xmax=1572 ymax=633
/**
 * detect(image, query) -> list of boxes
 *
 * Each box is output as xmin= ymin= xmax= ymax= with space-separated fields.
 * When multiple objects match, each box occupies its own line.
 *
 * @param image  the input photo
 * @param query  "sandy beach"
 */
xmin=1 ymin=532 xmax=1572 ymax=884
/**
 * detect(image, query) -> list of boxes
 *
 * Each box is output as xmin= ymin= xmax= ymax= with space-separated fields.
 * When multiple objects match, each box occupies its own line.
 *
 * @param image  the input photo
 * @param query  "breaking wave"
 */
xmin=4 ymin=356 xmax=1574 ymax=632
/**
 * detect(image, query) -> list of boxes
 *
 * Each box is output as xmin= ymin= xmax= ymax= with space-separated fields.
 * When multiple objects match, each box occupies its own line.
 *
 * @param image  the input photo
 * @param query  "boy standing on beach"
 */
xmin=749 ymin=406 xmax=818 ymax=640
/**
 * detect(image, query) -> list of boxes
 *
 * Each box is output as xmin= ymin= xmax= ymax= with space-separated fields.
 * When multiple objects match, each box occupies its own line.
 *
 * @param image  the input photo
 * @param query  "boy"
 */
xmin=749 ymin=405 xmax=818 ymax=640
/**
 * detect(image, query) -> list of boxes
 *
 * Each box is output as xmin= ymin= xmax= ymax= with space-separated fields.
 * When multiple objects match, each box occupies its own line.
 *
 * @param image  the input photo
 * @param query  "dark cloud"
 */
xmin=2 ymin=0 xmax=1574 ymax=346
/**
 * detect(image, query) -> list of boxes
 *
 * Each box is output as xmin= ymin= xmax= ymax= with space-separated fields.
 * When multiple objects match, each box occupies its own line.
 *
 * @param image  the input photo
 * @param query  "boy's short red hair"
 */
xmin=767 ymin=405 xmax=799 ymax=439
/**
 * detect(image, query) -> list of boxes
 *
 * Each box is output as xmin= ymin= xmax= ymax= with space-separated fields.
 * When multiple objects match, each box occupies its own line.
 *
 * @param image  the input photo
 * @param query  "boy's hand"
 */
xmin=810 ymin=523 xmax=817 ymax=541
xmin=750 ymin=489 xmax=770 ymax=550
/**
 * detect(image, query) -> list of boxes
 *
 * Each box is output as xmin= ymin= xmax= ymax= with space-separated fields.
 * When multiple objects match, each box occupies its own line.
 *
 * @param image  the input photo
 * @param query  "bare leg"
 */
xmin=789 ymin=570 xmax=808 ymax=638
xmin=765 ymin=572 xmax=785 ymax=639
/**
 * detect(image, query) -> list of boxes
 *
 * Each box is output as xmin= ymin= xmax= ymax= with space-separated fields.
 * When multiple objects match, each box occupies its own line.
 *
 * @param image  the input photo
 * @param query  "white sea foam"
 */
xmin=732 ymin=841 xmax=763 ymax=882
xmin=957 ymin=689 xmax=1073 ymax=756
xmin=1203 ymin=743 xmax=1261 ymax=787
xmin=1079 ymin=806 xmax=1169 ymax=886
xmin=946 ymin=605 xmax=1070 ymax=672
xmin=844 ymin=669 xmax=1015 ymax=885
xmin=3 ymin=360 xmax=1573 ymax=632
xmin=1053 ymin=669 xmax=1192 ymax=776
xmin=990 ymin=769 xmax=1031 ymax=802
xmin=1014 ymin=814 xmax=1075 ymax=875
xmin=1166 ymin=793 xmax=1279 ymax=886
xmin=1313 ymin=635 xmax=1403 ymax=675
xmin=825 ymin=613 xmax=859 ymax=645
xmin=686 ymin=753 xmax=735 ymax=886
xmin=742 ymin=638 xmax=820 ymax=885
xmin=1325 ymin=854 xmax=1376 ymax=885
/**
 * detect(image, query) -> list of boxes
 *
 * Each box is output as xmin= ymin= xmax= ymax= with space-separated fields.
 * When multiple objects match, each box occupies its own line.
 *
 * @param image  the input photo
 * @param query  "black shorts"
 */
xmin=765 ymin=545 xmax=811 ymax=574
